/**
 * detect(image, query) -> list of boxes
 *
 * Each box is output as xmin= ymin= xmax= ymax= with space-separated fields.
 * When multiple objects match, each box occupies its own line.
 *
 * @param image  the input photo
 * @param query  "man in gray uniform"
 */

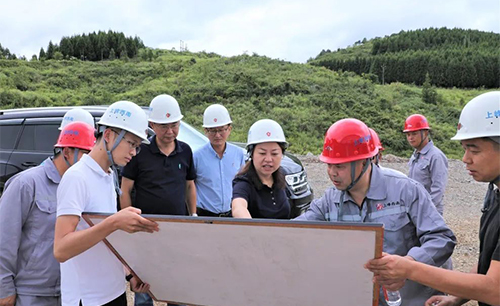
xmin=0 ymin=122 xmax=95 ymax=306
xmin=404 ymin=114 xmax=448 ymax=215
xmin=296 ymin=118 xmax=456 ymax=306
xmin=366 ymin=91 xmax=500 ymax=306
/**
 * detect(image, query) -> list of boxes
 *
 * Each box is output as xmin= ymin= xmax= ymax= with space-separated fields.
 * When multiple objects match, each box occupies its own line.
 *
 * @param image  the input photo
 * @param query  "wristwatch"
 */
xmin=126 ymin=274 xmax=134 ymax=282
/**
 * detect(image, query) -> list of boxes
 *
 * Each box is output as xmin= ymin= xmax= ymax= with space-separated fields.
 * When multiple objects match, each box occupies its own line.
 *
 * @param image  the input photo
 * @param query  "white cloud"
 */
xmin=0 ymin=0 xmax=498 ymax=62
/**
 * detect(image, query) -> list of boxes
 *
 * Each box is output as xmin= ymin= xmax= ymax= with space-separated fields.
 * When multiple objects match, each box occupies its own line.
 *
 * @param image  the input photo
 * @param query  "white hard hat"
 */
xmin=451 ymin=91 xmax=500 ymax=141
xmin=59 ymin=108 xmax=95 ymax=130
xmin=97 ymin=101 xmax=150 ymax=144
xmin=247 ymin=119 xmax=287 ymax=149
xmin=148 ymin=94 xmax=183 ymax=124
xmin=203 ymin=104 xmax=232 ymax=128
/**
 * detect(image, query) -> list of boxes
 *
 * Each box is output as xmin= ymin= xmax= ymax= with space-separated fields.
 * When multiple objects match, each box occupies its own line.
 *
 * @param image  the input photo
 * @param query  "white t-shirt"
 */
xmin=60 ymin=259 xmax=80 ymax=306
xmin=57 ymin=154 xmax=125 ymax=306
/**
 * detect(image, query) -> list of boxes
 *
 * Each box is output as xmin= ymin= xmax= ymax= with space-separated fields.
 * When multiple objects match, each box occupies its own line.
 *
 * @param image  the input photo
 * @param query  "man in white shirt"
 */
xmin=54 ymin=101 xmax=159 ymax=306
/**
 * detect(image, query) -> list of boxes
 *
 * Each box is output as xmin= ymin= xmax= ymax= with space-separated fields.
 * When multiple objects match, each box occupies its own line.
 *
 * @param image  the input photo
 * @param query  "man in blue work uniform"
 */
xmin=194 ymin=104 xmax=245 ymax=217
xmin=0 ymin=122 xmax=95 ymax=306
xmin=366 ymin=91 xmax=500 ymax=306
xmin=404 ymin=114 xmax=448 ymax=215
xmin=296 ymin=118 xmax=456 ymax=306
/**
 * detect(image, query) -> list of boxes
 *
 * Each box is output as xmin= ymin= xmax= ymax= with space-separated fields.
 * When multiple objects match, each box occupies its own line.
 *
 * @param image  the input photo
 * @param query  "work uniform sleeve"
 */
xmin=0 ymin=177 xmax=34 ymax=298
xmin=405 ymin=182 xmax=456 ymax=266
xmin=429 ymin=153 xmax=448 ymax=214
xmin=294 ymin=195 xmax=329 ymax=222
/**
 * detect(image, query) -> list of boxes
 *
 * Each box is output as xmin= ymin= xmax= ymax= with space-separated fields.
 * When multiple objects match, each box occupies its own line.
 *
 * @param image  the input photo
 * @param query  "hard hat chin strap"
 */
xmin=103 ymin=128 xmax=126 ymax=196
xmin=337 ymin=159 xmax=371 ymax=221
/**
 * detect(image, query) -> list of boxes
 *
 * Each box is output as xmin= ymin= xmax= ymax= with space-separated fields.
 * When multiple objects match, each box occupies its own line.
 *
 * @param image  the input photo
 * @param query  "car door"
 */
xmin=4 ymin=118 xmax=61 ymax=185
xmin=0 ymin=118 xmax=24 ymax=191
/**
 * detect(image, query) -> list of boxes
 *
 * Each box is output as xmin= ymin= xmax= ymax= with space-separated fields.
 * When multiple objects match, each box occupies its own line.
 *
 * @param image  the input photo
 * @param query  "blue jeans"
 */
xmin=134 ymin=292 xmax=184 ymax=306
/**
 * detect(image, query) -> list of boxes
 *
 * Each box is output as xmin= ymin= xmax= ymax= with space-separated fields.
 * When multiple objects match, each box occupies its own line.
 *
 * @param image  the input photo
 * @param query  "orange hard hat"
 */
xmin=369 ymin=128 xmax=384 ymax=151
xmin=403 ymin=114 xmax=430 ymax=132
xmin=320 ymin=118 xmax=379 ymax=164
xmin=55 ymin=121 xmax=96 ymax=151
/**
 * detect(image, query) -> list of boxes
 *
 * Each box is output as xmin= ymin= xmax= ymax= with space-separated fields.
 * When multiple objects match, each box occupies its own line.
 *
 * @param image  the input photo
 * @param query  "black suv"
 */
xmin=0 ymin=106 xmax=313 ymax=216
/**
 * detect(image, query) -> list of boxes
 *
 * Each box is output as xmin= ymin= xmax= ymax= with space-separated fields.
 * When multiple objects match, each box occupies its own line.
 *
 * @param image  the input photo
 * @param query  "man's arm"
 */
xmin=0 ymin=179 xmax=33 ymax=302
xmin=429 ymin=154 xmax=448 ymax=214
xmin=405 ymin=182 xmax=456 ymax=266
xmin=185 ymin=180 xmax=197 ymax=215
xmin=120 ymin=177 xmax=135 ymax=209
xmin=366 ymin=255 xmax=500 ymax=305
xmin=54 ymin=207 xmax=159 ymax=263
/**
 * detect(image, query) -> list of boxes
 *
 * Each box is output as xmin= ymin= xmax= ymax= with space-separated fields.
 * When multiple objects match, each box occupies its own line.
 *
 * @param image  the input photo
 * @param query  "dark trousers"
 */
xmin=79 ymin=292 xmax=126 ymax=306
xmin=196 ymin=207 xmax=232 ymax=217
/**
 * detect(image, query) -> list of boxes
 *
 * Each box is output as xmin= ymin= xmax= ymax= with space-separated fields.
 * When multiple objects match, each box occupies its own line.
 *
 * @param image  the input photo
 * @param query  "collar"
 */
xmin=150 ymin=135 xmax=182 ymax=155
xmin=418 ymin=140 xmax=434 ymax=155
xmin=206 ymin=142 xmax=227 ymax=158
xmin=365 ymin=164 xmax=387 ymax=201
xmin=329 ymin=164 xmax=386 ymax=204
xmin=43 ymin=157 xmax=62 ymax=184
xmin=80 ymin=154 xmax=110 ymax=177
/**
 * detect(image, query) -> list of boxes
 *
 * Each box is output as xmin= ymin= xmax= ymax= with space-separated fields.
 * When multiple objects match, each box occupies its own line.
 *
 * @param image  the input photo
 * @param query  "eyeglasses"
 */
xmin=154 ymin=122 xmax=180 ymax=131
xmin=112 ymin=130 xmax=141 ymax=154
xmin=206 ymin=126 xmax=230 ymax=135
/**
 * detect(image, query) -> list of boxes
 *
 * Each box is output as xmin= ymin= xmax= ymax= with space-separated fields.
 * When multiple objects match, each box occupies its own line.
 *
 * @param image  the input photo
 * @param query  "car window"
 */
xmin=178 ymin=122 xmax=209 ymax=152
xmin=0 ymin=125 xmax=22 ymax=150
xmin=17 ymin=124 xmax=61 ymax=152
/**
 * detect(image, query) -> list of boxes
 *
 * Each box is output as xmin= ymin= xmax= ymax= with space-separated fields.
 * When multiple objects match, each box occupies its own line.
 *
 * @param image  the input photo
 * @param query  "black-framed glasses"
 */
xmin=154 ymin=122 xmax=180 ymax=131
xmin=206 ymin=126 xmax=230 ymax=135
xmin=112 ymin=130 xmax=141 ymax=154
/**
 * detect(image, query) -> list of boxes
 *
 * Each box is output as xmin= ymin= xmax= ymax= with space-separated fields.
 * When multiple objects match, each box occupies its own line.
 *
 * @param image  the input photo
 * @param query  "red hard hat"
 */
xmin=55 ymin=121 xmax=96 ymax=151
xmin=369 ymin=128 xmax=384 ymax=151
xmin=403 ymin=114 xmax=430 ymax=132
xmin=320 ymin=118 xmax=379 ymax=164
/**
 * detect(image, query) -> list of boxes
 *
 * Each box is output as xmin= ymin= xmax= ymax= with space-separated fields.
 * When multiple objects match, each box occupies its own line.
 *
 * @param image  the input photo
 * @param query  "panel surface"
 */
xmin=83 ymin=214 xmax=383 ymax=306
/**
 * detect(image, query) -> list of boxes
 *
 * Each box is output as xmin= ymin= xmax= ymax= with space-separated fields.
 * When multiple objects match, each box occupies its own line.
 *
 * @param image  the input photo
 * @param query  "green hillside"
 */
xmin=309 ymin=28 xmax=500 ymax=88
xmin=0 ymin=48 xmax=493 ymax=158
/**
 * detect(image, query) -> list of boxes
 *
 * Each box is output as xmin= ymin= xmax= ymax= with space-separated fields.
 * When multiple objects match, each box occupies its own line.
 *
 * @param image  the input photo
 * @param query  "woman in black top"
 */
xmin=231 ymin=119 xmax=290 ymax=219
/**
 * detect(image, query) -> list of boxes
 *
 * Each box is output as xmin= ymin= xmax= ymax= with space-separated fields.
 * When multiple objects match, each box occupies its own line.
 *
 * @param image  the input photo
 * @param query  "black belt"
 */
xmin=197 ymin=207 xmax=232 ymax=217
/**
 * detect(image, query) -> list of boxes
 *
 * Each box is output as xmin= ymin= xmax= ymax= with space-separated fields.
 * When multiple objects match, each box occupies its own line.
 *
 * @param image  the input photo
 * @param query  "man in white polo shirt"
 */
xmin=54 ymin=101 xmax=159 ymax=306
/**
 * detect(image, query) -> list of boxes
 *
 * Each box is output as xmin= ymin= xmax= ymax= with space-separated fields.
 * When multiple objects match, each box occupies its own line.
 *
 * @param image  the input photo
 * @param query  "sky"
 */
xmin=1 ymin=0 xmax=498 ymax=63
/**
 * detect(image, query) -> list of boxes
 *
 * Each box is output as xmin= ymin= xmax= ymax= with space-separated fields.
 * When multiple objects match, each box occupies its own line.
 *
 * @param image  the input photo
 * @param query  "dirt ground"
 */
xmin=129 ymin=154 xmax=484 ymax=306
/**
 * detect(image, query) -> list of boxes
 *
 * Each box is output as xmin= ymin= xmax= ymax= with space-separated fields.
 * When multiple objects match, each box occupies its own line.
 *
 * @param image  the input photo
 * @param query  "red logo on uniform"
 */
xmin=214 ymin=118 xmax=217 ymax=122
xmin=376 ymin=203 xmax=384 ymax=211
xmin=457 ymin=123 xmax=462 ymax=130
xmin=166 ymin=113 xmax=171 ymax=118
xmin=266 ymin=132 xmax=271 ymax=137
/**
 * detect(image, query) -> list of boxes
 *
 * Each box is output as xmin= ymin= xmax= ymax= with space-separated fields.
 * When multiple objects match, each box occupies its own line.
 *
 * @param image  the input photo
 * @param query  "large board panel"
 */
xmin=83 ymin=214 xmax=383 ymax=306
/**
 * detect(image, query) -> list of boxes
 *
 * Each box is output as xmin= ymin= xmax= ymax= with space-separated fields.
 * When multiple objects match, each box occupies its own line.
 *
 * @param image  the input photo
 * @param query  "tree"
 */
xmin=31 ymin=54 xmax=37 ymax=61
xmin=39 ymin=47 xmax=46 ymax=60
xmin=109 ymin=48 xmax=116 ymax=60
xmin=422 ymin=73 xmax=437 ymax=104
xmin=53 ymin=51 xmax=64 ymax=60
xmin=46 ymin=41 xmax=55 ymax=59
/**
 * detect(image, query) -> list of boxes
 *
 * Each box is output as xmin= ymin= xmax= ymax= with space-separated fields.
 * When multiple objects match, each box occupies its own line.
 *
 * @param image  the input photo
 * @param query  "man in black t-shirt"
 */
xmin=365 ymin=91 xmax=500 ymax=306
xmin=120 ymin=95 xmax=195 ymax=306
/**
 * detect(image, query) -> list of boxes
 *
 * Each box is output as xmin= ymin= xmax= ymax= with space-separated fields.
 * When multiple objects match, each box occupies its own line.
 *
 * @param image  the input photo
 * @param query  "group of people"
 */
xmin=0 ymin=91 xmax=498 ymax=306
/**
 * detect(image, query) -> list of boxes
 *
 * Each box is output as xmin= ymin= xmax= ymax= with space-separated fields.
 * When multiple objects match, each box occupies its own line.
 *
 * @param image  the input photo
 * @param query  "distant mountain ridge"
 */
xmin=309 ymin=27 xmax=500 ymax=88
